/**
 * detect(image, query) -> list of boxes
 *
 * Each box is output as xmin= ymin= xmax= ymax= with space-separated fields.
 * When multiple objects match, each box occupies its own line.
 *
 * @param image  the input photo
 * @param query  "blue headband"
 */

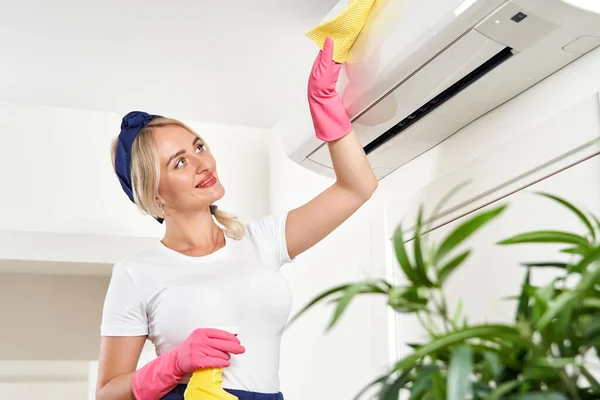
xmin=115 ymin=111 xmax=163 ymax=220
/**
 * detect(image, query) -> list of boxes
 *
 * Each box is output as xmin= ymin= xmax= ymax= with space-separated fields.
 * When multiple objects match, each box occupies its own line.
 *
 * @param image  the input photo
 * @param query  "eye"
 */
xmin=175 ymin=158 xmax=186 ymax=169
xmin=195 ymin=143 xmax=205 ymax=153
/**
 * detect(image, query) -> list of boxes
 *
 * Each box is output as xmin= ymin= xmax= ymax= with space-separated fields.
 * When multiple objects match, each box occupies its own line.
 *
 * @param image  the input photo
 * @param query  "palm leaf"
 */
xmin=447 ymin=345 xmax=473 ymax=400
xmin=561 ymin=247 xmax=591 ymax=257
xmin=413 ymin=206 xmax=434 ymax=287
xmin=433 ymin=205 xmax=507 ymax=265
xmin=408 ymin=365 xmax=439 ymax=400
xmin=327 ymin=282 xmax=389 ymax=330
xmin=536 ymin=247 xmax=600 ymax=331
xmin=379 ymin=369 xmax=413 ymax=400
xmin=288 ymin=280 xmax=389 ymax=328
xmin=393 ymin=324 xmax=529 ymax=373
xmin=437 ymin=250 xmax=471 ymax=283
xmin=511 ymin=392 xmax=568 ymax=399
xmin=287 ymin=283 xmax=350 ymax=327
xmin=516 ymin=268 xmax=532 ymax=321
xmin=520 ymin=262 xmax=568 ymax=269
xmin=351 ymin=373 xmax=390 ymax=400
xmin=498 ymin=230 xmax=589 ymax=247
xmin=452 ymin=298 xmax=464 ymax=327
xmin=425 ymin=180 xmax=473 ymax=234
xmin=580 ymin=365 xmax=600 ymax=394
xmin=536 ymin=192 xmax=595 ymax=240
xmin=487 ymin=379 xmax=520 ymax=399
xmin=387 ymin=285 xmax=428 ymax=313
xmin=393 ymin=225 xmax=423 ymax=285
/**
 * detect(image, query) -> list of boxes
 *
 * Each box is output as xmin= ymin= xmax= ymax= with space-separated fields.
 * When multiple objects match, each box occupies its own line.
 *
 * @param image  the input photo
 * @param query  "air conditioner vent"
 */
xmin=364 ymin=46 xmax=514 ymax=154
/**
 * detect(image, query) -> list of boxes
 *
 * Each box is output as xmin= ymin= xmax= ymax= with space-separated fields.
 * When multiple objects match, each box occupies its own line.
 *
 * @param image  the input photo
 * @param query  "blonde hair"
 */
xmin=111 ymin=117 xmax=245 ymax=240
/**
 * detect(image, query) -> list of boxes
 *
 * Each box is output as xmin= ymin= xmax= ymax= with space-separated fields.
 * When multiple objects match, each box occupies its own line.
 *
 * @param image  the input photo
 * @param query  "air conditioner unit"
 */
xmin=279 ymin=0 xmax=600 ymax=180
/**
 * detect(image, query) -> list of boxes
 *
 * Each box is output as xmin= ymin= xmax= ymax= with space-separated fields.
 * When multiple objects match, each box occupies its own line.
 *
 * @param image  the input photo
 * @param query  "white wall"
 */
xmin=271 ymin=46 xmax=600 ymax=399
xmin=0 ymin=101 xmax=274 ymax=398
xmin=0 ymin=101 xmax=271 ymax=266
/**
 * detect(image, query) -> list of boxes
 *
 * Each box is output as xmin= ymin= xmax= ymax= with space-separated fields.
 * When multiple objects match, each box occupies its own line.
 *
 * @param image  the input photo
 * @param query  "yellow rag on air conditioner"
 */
xmin=305 ymin=0 xmax=377 ymax=63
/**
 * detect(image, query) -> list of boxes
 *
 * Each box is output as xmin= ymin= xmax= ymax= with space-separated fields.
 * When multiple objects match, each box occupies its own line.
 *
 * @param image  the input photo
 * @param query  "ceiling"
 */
xmin=0 ymin=0 xmax=339 ymax=128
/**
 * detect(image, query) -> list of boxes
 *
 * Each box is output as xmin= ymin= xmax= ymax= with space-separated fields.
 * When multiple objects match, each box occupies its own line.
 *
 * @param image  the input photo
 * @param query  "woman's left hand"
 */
xmin=307 ymin=37 xmax=353 ymax=142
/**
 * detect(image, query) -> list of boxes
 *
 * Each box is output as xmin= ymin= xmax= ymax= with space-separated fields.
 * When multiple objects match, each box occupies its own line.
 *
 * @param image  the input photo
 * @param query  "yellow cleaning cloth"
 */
xmin=305 ymin=0 xmax=377 ymax=63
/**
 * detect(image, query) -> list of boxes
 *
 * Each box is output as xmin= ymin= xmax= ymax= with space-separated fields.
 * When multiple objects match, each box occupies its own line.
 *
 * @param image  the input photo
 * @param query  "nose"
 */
xmin=190 ymin=153 xmax=209 ymax=173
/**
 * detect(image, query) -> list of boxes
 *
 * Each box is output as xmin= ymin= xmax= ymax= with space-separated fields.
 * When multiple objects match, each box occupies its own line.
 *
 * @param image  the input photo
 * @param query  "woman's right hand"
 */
xmin=174 ymin=328 xmax=246 ymax=375
xmin=129 ymin=328 xmax=245 ymax=400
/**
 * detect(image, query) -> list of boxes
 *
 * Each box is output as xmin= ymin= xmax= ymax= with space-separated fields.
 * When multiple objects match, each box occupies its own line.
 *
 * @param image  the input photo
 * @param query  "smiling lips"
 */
xmin=196 ymin=172 xmax=217 ymax=189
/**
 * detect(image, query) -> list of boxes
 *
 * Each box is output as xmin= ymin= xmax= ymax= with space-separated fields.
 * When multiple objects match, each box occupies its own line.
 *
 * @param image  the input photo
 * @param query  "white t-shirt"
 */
xmin=100 ymin=212 xmax=294 ymax=393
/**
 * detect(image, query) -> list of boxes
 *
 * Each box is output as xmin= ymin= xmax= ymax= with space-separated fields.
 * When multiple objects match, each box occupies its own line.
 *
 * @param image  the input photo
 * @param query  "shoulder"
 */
xmin=244 ymin=211 xmax=289 ymax=242
xmin=242 ymin=211 xmax=293 ymax=267
xmin=110 ymin=243 xmax=164 ymax=285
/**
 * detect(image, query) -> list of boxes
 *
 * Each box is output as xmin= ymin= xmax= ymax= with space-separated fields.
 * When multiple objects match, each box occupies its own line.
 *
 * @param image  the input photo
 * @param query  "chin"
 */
xmin=208 ymin=183 xmax=226 ymax=203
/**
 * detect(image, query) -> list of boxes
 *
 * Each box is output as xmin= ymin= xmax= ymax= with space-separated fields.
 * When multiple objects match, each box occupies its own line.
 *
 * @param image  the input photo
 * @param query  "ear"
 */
xmin=155 ymin=196 xmax=165 ymax=214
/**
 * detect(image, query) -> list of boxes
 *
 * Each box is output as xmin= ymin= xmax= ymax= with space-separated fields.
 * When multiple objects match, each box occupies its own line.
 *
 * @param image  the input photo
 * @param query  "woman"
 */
xmin=96 ymin=37 xmax=378 ymax=400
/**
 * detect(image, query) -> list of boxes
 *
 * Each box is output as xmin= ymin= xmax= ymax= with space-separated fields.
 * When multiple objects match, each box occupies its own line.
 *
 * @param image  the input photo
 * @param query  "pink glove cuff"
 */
xmin=308 ymin=37 xmax=352 ymax=142
xmin=132 ymin=348 xmax=183 ymax=400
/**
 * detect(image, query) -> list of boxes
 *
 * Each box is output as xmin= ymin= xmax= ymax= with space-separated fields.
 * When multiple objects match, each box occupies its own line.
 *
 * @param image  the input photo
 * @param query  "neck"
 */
xmin=162 ymin=211 xmax=223 ymax=256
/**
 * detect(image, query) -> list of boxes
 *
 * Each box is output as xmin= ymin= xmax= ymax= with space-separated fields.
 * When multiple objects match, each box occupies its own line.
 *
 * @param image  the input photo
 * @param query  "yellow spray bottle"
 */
xmin=183 ymin=326 xmax=238 ymax=400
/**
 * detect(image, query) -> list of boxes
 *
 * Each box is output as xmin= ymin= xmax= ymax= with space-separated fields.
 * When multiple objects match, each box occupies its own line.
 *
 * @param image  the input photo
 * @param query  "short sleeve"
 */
xmin=247 ymin=211 xmax=294 ymax=268
xmin=100 ymin=263 xmax=149 ymax=336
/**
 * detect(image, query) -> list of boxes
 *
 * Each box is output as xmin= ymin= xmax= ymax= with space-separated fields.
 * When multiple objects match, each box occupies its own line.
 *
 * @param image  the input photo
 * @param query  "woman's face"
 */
xmin=153 ymin=124 xmax=224 ymax=215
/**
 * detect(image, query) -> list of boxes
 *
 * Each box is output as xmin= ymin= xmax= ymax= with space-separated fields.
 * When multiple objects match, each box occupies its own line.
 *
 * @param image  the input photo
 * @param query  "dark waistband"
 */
xmin=162 ymin=384 xmax=284 ymax=400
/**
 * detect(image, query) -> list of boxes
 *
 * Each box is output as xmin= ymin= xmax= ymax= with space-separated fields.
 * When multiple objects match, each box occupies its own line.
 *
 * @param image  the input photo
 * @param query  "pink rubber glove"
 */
xmin=308 ymin=37 xmax=353 ymax=142
xmin=131 ymin=328 xmax=245 ymax=400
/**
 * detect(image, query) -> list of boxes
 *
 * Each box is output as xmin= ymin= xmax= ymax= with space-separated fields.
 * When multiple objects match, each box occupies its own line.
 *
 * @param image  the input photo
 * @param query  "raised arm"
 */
xmin=286 ymin=37 xmax=378 ymax=260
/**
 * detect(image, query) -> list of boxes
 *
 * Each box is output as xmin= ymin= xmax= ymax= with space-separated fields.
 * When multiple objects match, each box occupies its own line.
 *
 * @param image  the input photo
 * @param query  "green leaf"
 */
xmin=413 ymin=206 xmax=434 ymax=287
xmin=520 ymin=262 xmax=568 ymax=269
xmin=593 ymin=214 xmax=600 ymax=239
xmin=536 ymin=248 xmax=600 ymax=330
xmin=473 ymin=382 xmax=493 ymax=399
xmin=536 ymin=192 xmax=596 ymax=240
xmin=581 ymin=314 xmax=600 ymax=338
xmin=408 ymin=365 xmax=438 ymax=400
xmin=511 ymin=392 xmax=568 ymax=400
xmin=554 ymin=305 xmax=573 ymax=342
xmin=387 ymin=286 xmax=428 ymax=313
xmin=437 ymin=250 xmax=471 ymax=283
xmin=561 ymin=246 xmax=591 ymax=256
xmin=522 ymin=365 xmax=561 ymax=381
xmin=535 ymin=281 xmax=555 ymax=303
xmin=483 ymin=351 xmax=502 ymax=379
xmin=487 ymin=379 xmax=520 ymax=399
xmin=498 ymin=230 xmax=589 ymax=247
xmin=393 ymin=324 xmax=529 ymax=373
xmin=379 ymin=369 xmax=412 ymax=400
xmin=327 ymin=282 xmax=387 ymax=330
xmin=287 ymin=283 xmax=350 ymax=327
xmin=433 ymin=205 xmax=507 ymax=264
xmin=431 ymin=368 xmax=446 ymax=400
xmin=425 ymin=180 xmax=473 ymax=234
xmin=582 ymin=298 xmax=600 ymax=309
xmin=516 ymin=268 xmax=532 ymax=321
xmin=533 ymin=357 xmax=574 ymax=369
xmin=580 ymin=365 xmax=600 ymax=394
xmin=452 ymin=298 xmax=464 ymax=327
xmin=352 ymin=373 xmax=389 ymax=400
xmin=535 ymin=290 xmax=577 ymax=332
xmin=447 ymin=345 xmax=473 ymax=400
xmin=393 ymin=225 xmax=423 ymax=285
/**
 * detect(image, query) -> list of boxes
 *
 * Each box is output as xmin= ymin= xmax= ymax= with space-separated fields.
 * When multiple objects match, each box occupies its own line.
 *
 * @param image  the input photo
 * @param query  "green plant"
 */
xmin=289 ymin=190 xmax=600 ymax=399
